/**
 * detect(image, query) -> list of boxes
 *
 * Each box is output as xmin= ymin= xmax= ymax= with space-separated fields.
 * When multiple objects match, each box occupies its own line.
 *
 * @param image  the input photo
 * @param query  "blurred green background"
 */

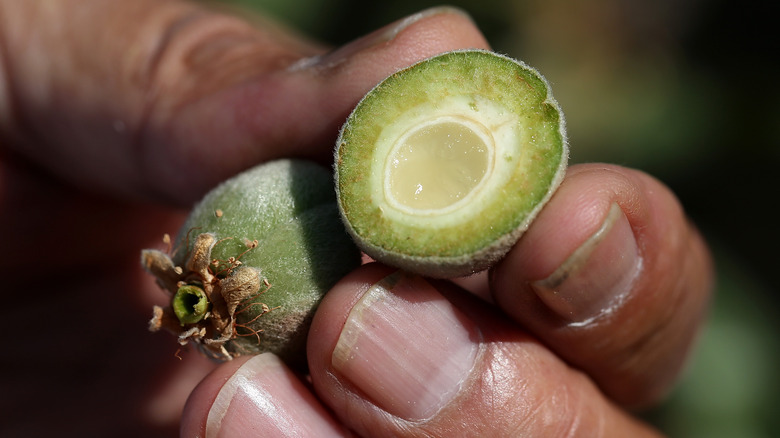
xmin=210 ymin=0 xmax=779 ymax=435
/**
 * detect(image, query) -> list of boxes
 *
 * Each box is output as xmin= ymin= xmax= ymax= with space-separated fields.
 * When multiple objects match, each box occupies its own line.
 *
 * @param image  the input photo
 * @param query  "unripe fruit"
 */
xmin=142 ymin=159 xmax=361 ymax=367
xmin=335 ymin=49 xmax=568 ymax=278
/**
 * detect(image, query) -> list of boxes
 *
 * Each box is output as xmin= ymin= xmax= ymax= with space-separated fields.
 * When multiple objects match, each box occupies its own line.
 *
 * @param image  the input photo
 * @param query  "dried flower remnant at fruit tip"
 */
xmin=142 ymin=228 xmax=276 ymax=361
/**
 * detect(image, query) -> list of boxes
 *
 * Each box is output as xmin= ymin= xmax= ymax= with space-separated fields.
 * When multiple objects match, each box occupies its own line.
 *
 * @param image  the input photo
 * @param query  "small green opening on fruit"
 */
xmin=385 ymin=118 xmax=493 ymax=214
xmin=173 ymin=285 xmax=209 ymax=325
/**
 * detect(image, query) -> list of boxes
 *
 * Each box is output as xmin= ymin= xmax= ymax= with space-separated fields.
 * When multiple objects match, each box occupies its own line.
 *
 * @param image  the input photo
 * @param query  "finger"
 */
xmin=182 ymin=353 xmax=351 ymax=437
xmin=303 ymin=263 xmax=662 ymax=437
xmin=491 ymin=163 xmax=714 ymax=408
xmin=1 ymin=2 xmax=488 ymax=204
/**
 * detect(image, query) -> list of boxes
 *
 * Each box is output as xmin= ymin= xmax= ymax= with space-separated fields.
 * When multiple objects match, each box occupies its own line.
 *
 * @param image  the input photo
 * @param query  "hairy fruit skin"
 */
xmin=335 ymin=49 xmax=568 ymax=278
xmin=142 ymin=159 xmax=361 ymax=367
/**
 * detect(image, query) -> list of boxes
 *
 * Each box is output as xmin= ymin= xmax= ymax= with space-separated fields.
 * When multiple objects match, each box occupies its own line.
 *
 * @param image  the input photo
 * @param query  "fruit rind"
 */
xmin=334 ymin=49 xmax=568 ymax=278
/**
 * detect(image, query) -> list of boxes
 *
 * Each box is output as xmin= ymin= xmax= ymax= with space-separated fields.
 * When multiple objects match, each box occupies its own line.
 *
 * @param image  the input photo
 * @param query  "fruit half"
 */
xmin=335 ymin=49 xmax=568 ymax=278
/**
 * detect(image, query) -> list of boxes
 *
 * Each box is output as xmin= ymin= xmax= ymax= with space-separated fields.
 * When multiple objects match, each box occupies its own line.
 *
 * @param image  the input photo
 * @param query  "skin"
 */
xmin=0 ymin=1 xmax=713 ymax=436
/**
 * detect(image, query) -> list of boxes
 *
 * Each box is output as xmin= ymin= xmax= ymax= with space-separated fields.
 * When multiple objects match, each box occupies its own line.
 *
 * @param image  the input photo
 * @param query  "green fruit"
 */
xmin=142 ymin=159 xmax=361 ymax=367
xmin=335 ymin=49 xmax=568 ymax=278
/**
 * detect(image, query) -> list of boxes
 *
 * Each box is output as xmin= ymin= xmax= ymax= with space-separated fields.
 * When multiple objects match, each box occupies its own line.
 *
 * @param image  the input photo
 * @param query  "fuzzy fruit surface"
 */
xmin=142 ymin=159 xmax=361 ymax=366
xmin=335 ymin=49 xmax=568 ymax=278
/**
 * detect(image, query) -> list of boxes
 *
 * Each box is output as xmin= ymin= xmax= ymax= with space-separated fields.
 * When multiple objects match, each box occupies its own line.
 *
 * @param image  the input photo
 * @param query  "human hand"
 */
xmin=182 ymin=163 xmax=713 ymax=437
xmin=0 ymin=2 xmax=489 ymax=435
xmin=0 ymin=1 xmax=712 ymax=436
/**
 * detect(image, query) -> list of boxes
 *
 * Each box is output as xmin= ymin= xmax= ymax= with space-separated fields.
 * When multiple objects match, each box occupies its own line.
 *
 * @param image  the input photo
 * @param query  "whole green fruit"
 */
xmin=142 ymin=159 xmax=361 ymax=367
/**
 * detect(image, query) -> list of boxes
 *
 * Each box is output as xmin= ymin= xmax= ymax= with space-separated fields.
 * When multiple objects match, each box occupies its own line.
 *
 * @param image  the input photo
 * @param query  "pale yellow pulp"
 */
xmin=386 ymin=121 xmax=491 ymax=213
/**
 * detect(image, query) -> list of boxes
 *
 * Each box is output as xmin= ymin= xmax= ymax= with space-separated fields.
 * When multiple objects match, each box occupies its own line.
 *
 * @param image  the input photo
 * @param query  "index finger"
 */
xmin=0 ymin=2 xmax=488 ymax=205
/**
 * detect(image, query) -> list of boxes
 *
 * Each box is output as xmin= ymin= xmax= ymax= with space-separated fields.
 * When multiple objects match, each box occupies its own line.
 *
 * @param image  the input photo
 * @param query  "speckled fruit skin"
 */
xmin=143 ymin=159 xmax=361 ymax=368
xmin=335 ymin=49 xmax=568 ymax=278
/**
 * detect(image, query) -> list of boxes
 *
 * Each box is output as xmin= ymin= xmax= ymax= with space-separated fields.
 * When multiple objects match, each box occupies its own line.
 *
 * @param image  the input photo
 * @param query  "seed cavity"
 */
xmin=384 ymin=116 xmax=494 ymax=215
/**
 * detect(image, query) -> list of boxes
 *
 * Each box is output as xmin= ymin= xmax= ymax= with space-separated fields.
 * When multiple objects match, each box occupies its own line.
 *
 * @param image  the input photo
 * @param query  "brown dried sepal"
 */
xmin=141 ymin=232 xmax=273 ymax=361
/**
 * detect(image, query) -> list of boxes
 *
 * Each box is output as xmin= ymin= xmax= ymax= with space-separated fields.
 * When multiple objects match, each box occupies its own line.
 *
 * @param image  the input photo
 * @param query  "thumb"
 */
xmin=181 ymin=264 xmax=663 ymax=437
xmin=305 ymin=264 xmax=663 ymax=437
xmin=1 ymin=2 xmax=487 ymax=204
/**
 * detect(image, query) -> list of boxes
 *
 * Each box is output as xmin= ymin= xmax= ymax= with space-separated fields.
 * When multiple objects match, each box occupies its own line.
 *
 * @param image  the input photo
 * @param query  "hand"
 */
xmin=0 ymin=2 xmax=489 ymax=435
xmin=182 ymin=163 xmax=712 ymax=437
xmin=0 ymin=1 xmax=712 ymax=436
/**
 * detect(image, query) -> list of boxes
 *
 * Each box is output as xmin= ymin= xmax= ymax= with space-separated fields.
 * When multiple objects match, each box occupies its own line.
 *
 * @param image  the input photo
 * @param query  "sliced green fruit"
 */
xmin=335 ymin=49 xmax=568 ymax=278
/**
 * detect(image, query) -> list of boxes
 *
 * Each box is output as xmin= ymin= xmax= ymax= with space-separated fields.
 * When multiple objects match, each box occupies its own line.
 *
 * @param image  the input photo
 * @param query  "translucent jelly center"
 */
xmin=386 ymin=119 xmax=492 ymax=213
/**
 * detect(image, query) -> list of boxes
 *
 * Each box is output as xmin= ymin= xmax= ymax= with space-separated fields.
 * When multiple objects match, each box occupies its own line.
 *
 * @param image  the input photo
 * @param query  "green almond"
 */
xmin=142 ymin=159 xmax=361 ymax=367
xmin=335 ymin=49 xmax=568 ymax=278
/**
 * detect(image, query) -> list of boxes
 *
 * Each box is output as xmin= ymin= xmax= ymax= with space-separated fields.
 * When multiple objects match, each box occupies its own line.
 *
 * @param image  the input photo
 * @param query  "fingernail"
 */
xmin=332 ymin=271 xmax=480 ymax=420
xmin=531 ymin=203 xmax=642 ymax=324
xmin=288 ymin=6 xmax=473 ymax=71
xmin=206 ymin=354 xmax=345 ymax=438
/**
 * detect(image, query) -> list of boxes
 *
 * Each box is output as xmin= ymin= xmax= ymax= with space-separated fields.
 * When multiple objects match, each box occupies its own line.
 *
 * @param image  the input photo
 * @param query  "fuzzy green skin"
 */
xmin=335 ymin=49 xmax=568 ymax=278
xmin=174 ymin=160 xmax=361 ymax=366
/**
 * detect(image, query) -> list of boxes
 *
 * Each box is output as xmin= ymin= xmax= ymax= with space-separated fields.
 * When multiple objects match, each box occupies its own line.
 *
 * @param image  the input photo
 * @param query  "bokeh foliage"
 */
xmin=206 ymin=0 xmax=780 ymax=435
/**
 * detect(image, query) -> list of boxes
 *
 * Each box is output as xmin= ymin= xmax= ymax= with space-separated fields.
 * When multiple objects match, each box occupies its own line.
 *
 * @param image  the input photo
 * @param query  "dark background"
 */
xmin=215 ymin=0 xmax=780 ymax=435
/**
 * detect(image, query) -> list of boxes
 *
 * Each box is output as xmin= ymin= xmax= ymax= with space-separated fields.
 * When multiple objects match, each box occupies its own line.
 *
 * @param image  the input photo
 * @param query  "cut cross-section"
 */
xmin=335 ymin=49 xmax=568 ymax=278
